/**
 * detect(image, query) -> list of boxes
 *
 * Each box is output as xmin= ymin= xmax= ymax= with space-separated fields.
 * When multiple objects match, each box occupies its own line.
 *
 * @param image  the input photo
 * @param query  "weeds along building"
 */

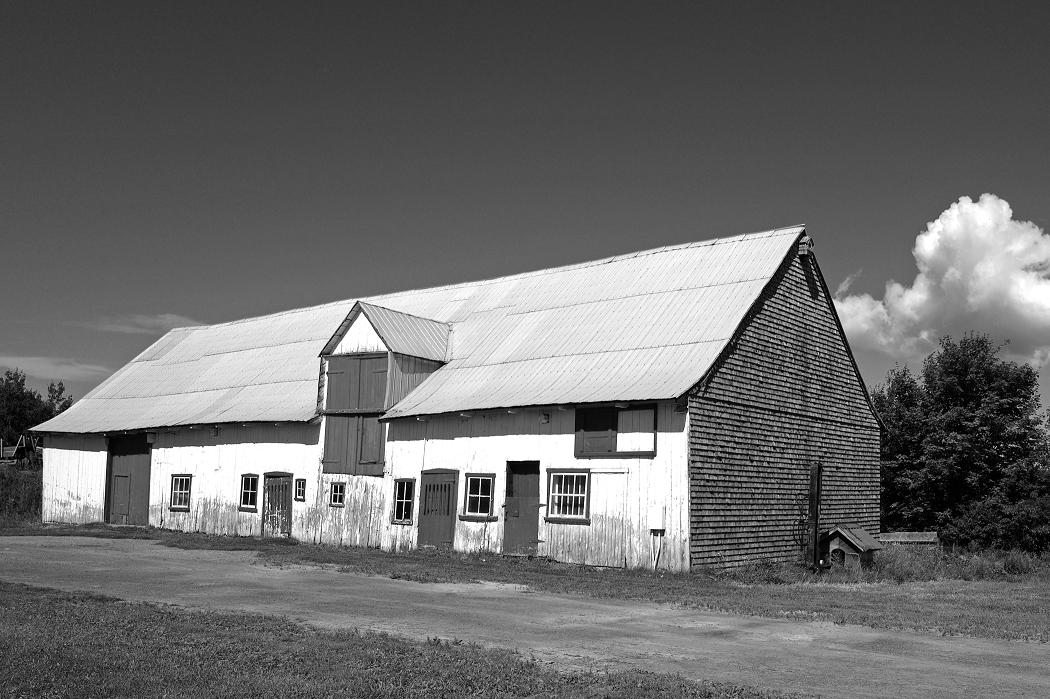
xmin=33 ymin=226 xmax=880 ymax=570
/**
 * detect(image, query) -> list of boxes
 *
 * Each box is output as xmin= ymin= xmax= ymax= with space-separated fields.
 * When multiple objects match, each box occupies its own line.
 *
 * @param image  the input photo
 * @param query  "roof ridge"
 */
xmin=357 ymin=300 xmax=451 ymax=328
xmin=366 ymin=225 xmax=806 ymax=303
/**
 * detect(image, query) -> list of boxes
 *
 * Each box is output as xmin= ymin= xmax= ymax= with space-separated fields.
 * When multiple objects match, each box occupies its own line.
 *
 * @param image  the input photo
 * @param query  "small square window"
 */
xmin=547 ymin=471 xmax=590 ymax=523
xmin=330 ymin=482 xmax=346 ymax=507
xmin=169 ymin=475 xmax=191 ymax=512
xmin=240 ymin=474 xmax=258 ymax=511
xmin=294 ymin=478 xmax=306 ymax=501
xmin=393 ymin=479 xmax=414 ymax=524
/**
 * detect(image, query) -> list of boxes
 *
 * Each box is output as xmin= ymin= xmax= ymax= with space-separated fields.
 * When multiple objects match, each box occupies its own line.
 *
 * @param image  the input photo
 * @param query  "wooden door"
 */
xmin=263 ymin=475 xmax=293 ymax=537
xmin=107 ymin=435 xmax=151 ymax=525
xmin=418 ymin=470 xmax=457 ymax=548
xmin=503 ymin=461 xmax=540 ymax=556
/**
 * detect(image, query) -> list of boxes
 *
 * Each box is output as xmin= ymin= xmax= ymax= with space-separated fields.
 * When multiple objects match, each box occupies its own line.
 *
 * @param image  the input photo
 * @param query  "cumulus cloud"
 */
xmin=87 ymin=313 xmax=202 ymax=335
xmin=0 ymin=356 xmax=110 ymax=382
xmin=835 ymin=194 xmax=1050 ymax=368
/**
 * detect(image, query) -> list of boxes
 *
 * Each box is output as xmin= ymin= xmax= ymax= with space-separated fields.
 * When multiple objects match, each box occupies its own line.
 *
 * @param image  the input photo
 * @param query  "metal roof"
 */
xmin=35 ymin=225 xmax=806 ymax=432
xmin=321 ymin=302 xmax=450 ymax=361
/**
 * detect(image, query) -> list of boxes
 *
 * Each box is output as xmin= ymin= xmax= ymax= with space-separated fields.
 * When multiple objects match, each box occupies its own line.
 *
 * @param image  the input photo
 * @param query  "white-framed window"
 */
xmin=169 ymin=474 xmax=191 ymax=511
xmin=548 ymin=471 xmax=589 ymax=521
xmin=393 ymin=478 xmax=415 ymax=524
xmin=240 ymin=474 xmax=259 ymax=511
xmin=294 ymin=478 xmax=306 ymax=501
xmin=463 ymin=473 xmax=495 ymax=517
xmin=330 ymin=482 xmax=346 ymax=507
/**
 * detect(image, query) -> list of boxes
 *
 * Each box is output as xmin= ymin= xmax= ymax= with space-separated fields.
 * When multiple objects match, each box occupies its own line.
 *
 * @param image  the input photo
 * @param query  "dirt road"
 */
xmin=2 ymin=536 xmax=1047 ymax=697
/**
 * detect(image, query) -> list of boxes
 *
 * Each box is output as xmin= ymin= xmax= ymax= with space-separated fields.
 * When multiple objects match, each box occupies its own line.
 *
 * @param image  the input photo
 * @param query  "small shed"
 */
xmin=822 ymin=524 xmax=882 ymax=568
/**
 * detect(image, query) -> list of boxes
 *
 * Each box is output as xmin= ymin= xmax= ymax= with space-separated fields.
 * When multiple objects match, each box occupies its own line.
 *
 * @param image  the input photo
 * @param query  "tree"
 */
xmin=872 ymin=334 xmax=1050 ymax=550
xmin=0 ymin=369 xmax=75 ymax=445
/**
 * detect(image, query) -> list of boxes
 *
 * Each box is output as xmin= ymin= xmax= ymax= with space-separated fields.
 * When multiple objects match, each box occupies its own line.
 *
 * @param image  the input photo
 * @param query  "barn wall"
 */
xmin=149 ymin=423 xmax=323 ymax=538
xmin=382 ymin=402 xmax=690 ymax=571
xmin=41 ymin=435 xmax=108 ymax=523
xmin=688 ymin=251 xmax=880 ymax=569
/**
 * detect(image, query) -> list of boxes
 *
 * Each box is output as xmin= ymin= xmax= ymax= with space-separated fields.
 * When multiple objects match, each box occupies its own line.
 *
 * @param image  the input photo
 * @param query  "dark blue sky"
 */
xmin=3 ymin=1 xmax=1049 ymax=400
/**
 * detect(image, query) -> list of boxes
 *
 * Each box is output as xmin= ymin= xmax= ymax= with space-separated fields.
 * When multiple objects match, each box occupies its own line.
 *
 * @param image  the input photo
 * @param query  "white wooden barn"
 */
xmin=34 ymin=226 xmax=881 ymax=570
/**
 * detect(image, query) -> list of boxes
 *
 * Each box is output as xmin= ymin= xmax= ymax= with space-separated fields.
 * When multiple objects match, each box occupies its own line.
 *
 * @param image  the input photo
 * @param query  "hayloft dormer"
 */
xmin=319 ymin=302 xmax=448 ymax=475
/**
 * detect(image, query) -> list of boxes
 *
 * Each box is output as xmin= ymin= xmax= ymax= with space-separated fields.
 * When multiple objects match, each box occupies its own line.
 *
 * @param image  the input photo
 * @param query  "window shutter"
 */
xmin=325 ymin=357 xmax=353 ymax=411
xmin=356 ymin=416 xmax=385 ymax=476
xmin=359 ymin=356 xmax=387 ymax=411
xmin=322 ymin=415 xmax=352 ymax=474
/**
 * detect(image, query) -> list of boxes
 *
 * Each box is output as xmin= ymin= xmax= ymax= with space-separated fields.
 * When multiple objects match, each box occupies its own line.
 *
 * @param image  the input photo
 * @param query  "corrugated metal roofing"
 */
xmin=35 ymin=225 xmax=806 ymax=432
xmin=354 ymin=302 xmax=450 ymax=362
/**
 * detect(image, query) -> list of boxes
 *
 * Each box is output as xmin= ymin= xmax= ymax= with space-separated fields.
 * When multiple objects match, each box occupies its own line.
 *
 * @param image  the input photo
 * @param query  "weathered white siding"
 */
xmin=148 ymin=422 xmax=389 ymax=547
xmin=41 ymin=435 xmax=108 ymax=523
xmin=149 ymin=424 xmax=320 ymax=537
xmin=382 ymin=402 xmax=691 ymax=571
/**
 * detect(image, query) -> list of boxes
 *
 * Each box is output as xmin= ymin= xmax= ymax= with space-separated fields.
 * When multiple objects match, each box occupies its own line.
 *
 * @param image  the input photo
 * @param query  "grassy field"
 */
xmin=4 ymin=522 xmax=1049 ymax=643
xmin=0 ymin=582 xmax=790 ymax=698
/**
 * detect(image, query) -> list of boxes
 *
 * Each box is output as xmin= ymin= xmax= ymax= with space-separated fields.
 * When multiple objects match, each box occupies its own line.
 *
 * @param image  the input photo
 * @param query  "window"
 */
xmin=169 ymin=475 xmax=191 ymax=511
xmin=294 ymin=478 xmax=306 ymax=501
xmin=240 ymin=474 xmax=258 ymax=511
xmin=574 ymin=404 xmax=656 ymax=457
xmin=330 ymin=482 xmax=346 ymax=507
xmin=393 ymin=479 xmax=414 ymax=524
xmin=460 ymin=474 xmax=495 ymax=520
xmin=547 ymin=471 xmax=590 ymax=523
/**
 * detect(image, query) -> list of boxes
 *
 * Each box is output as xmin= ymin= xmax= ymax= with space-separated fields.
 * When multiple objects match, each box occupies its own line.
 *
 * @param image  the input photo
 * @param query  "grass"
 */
xmin=0 ymin=582 xmax=790 ymax=698
xmin=5 ymin=522 xmax=1050 ymax=643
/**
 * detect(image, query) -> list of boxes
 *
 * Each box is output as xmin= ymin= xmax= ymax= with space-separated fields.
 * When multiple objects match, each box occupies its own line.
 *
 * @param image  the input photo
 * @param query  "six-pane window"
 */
xmin=294 ymin=478 xmax=306 ymax=501
xmin=393 ymin=479 xmax=414 ymax=523
xmin=330 ymin=482 xmax=346 ymax=507
xmin=464 ymin=474 xmax=494 ymax=516
xmin=549 ymin=472 xmax=589 ymax=519
xmin=169 ymin=475 xmax=191 ymax=511
xmin=240 ymin=474 xmax=258 ymax=510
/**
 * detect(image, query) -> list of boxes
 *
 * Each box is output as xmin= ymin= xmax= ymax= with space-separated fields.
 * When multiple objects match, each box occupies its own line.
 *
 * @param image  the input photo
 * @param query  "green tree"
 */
xmin=0 ymin=369 xmax=75 ymax=445
xmin=872 ymin=334 xmax=1050 ymax=549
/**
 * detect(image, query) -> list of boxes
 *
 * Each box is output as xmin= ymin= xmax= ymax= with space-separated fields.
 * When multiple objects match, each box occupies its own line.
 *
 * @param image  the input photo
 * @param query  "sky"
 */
xmin=3 ymin=1 xmax=1049 ymax=406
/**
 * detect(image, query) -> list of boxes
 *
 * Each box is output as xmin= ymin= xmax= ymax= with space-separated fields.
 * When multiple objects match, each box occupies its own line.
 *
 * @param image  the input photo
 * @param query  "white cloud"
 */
xmin=835 ymin=194 xmax=1050 ymax=369
xmin=89 ymin=313 xmax=202 ymax=335
xmin=0 ymin=356 xmax=110 ymax=382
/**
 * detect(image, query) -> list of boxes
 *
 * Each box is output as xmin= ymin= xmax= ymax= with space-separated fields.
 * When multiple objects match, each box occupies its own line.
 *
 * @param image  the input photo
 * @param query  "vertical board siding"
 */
xmin=688 ymin=254 xmax=880 ymax=569
xmin=386 ymin=354 xmax=443 ymax=409
xmin=41 ymin=435 xmax=109 ymax=523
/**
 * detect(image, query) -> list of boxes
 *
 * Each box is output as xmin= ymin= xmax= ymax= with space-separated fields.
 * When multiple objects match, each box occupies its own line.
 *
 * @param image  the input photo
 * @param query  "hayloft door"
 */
xmin=106 ymin=434 xmax=151 ymax=526
xmin=503 ymin=461 xmax=540 ymax=556
xmin=418 ymin=469 xmax=457 ymax=548
xmin=263 ymin=474 xmax=293 ymax=537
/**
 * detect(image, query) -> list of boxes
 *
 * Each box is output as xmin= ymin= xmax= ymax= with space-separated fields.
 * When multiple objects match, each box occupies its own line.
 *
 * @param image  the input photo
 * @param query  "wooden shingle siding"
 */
xmin=688 ymin=253 xmax=880 ymax=569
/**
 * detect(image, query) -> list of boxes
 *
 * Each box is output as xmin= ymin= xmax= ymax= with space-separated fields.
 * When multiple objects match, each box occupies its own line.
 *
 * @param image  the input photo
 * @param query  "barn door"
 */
xmin=418 ymin=470 xmax=457 ymax=548
xmin=107 ymin=435 xmax=151 ymax=525
xmin=503 ymin=461 xmax=539 ymax=556
xmin=263 ymin=475 xmax=293 ymax=537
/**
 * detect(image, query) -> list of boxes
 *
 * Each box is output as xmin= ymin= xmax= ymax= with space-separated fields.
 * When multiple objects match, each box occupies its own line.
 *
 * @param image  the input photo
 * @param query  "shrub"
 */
xmin=0 ymin=465 xmax=42 ymax=523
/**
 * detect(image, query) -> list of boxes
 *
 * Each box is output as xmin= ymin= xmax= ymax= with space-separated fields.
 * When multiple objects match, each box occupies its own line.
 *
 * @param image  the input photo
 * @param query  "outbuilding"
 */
xmin=34 ymin=226 xmax=881 ymax=570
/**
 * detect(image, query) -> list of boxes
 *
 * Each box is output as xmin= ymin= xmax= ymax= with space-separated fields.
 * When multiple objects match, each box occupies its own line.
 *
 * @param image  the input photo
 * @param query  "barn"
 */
xmin=33 ymin=226 xmax=880 ymax=570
